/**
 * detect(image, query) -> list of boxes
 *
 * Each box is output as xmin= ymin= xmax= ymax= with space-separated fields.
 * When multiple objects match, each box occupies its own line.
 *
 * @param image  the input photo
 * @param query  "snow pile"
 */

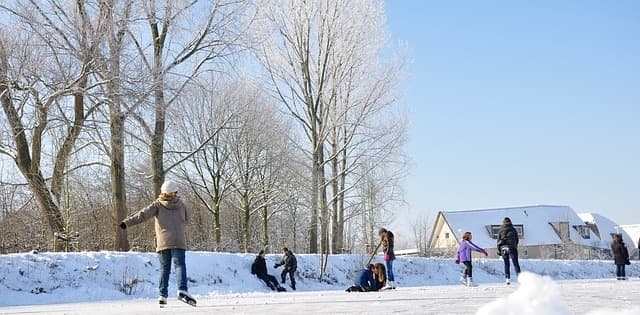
xmin=477 ymin=272 xmax=571 ymax=315
xmin=0 ymin=251 xmax=638 ymax=310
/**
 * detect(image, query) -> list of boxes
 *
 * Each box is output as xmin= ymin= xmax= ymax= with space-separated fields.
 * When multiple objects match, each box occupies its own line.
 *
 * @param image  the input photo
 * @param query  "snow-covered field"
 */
xmin=1 ymin=251 xmax=639 ymax=314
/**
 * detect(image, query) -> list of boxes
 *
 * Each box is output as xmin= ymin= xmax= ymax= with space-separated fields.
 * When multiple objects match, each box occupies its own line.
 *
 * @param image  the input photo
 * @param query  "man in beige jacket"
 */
xmin=120 ymin=180 xmax=195 ymax=307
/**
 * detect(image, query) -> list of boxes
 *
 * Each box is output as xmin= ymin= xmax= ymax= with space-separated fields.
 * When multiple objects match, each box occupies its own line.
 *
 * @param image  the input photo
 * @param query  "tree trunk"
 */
xmin=0 ymin=74 xmax=64 ymax=247
xmin=212 ymin=199 xmax=221 ymax=251
xmin=309 ymin=142 xmax=319 ymax=253
xmin=242 ymin=194 xmax=251 ymax=252
xmin=262 ymin=204 xmax=269 ymax=249
xmin=150 ymin=18 xmax=167 ymax=197
xmin=110 ymin=111 xmax=129 ymax=251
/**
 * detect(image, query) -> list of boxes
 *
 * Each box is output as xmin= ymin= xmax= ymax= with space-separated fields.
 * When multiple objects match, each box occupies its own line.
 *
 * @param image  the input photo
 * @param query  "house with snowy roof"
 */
xmin=427 ymin=205 xmax=620 ymax=259
xmin=577 ymin=213 xmax=636 ymax=254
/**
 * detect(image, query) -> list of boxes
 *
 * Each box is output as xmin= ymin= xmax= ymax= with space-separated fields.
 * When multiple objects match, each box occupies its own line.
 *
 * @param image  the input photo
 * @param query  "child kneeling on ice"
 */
xmin=346 ymin=264 xmax=378 ymax=292
xmin=456 ymin=231 xmax=488 ymax=286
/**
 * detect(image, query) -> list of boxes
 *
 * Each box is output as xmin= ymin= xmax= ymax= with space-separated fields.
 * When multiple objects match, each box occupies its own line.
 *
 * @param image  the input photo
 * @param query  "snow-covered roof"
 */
xmin=619 ymin=224 xmax=640 ymax=247
xmin=577 ymin=212 xmax=635 ymax=249
xmin=441 ymin=205 xmax=591 ymax=248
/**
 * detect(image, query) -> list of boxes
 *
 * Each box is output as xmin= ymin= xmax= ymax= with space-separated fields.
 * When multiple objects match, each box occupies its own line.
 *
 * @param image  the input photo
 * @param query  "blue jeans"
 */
xmin=616 ymin=264 xmax=626 ymax=279
xmin=158 ymin=248 xmax=187 ymax=297
xmin=385 ymin=259 xmax=395 ymax=282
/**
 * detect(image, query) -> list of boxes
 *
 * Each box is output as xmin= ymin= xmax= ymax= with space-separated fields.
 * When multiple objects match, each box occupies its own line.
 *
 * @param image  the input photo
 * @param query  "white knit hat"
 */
xmin=160 ymin=180 xmax=179 ymax=193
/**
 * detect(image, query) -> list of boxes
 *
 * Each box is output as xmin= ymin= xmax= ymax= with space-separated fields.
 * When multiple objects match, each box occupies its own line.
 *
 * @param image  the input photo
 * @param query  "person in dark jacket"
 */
xmin=251 ymin=250 xmax=286 ymax=291
xmin=274 ymin=247 xmax=297 ymax=290
xmin=345 ymin=264 xmax=378 ymax=292
xmin=497 ymin=217 xmax=521 ymax=285
xmin=611 ymin=234 xmax=630 ymax=280
xmin=379 ymin=228 xmax=396 ymax=289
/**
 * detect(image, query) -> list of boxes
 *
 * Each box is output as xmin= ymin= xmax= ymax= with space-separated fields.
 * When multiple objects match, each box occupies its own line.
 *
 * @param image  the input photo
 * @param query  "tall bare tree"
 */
xmin=173 ymin=79 xmax=238 ymax=251
xmin=0 ymin=1 xmax=106 ymax=247
xmin=254 ymin=0 xmax=407 ymax=255
xmin=128 ymin=0 xmax=250 ymax=197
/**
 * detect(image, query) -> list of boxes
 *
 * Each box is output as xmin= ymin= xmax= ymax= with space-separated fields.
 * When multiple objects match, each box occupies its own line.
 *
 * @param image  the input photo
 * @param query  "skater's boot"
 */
xmin=383 ymin=281 xmax=395 ymax=290
xmin=158 ymin=296 xmax=167 ymax=307
xmin=466 ymin=277 xmax=474 ymax=287
xmin=177 ymin=290 xmax=197 ymax=306
xmin=505 ymin=278 xmax=511 ymax=285
xmin=460 ymin=275 xmax=467 ymax=284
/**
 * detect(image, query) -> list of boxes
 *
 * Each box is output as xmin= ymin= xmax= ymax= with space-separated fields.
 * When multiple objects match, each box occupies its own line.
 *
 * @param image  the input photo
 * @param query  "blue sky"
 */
xmin=384 ymin=1 xmax=640 ymax=229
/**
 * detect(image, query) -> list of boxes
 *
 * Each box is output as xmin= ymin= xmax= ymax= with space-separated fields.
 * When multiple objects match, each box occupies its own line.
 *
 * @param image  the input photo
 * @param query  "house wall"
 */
xmin=433 ymin=244 xmax=611 ymax=260
xmin=431 ymin=222 xmax=459 ymax=249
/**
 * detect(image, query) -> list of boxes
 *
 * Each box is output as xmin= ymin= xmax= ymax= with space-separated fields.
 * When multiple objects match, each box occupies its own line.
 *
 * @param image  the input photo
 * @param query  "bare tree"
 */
xmin=254 ymin=0 xmax=408 ymax=256
xmin=225 ymin=81 xmax=291 ymax=252
xmin=172 ymin=79 xmax=238 ymax=251
xmin=0 ymin=1 xmax=106 ymax=247
xmin=127 ymin=0 xmax=251 ymax=197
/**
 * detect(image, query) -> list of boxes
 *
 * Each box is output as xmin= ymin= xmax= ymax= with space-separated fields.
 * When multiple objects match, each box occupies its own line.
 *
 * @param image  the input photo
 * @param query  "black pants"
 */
xmin=257 ymin=274 xmax=280 ymax=290
xmin=346 ymin=285 xmax=365 ymax=292
xmin=281 ymin=269 xmax=296 ymax=289
xmin=462 ymin=261 xmax=473 ymax=278
xmin=502 ymin=247 xmax=521 ymax=279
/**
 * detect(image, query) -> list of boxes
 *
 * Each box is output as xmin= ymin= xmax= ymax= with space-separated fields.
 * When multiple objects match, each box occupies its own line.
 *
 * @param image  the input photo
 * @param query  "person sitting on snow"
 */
xmin=346 ymin=264 xmax=378 ymax=292
xmin=251 ymin=250 xmax=286 ymax=292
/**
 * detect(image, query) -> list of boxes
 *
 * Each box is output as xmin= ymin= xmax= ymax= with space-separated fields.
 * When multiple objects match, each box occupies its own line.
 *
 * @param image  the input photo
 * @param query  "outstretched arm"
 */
xmin=122 ymin=202 xmax=158 ymax=228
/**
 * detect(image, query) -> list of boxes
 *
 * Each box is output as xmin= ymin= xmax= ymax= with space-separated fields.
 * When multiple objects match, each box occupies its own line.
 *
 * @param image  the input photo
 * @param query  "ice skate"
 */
xmin=466 ymin=277 xmax=477 ymax=287
xmin=177 ymin=290 xmax=196 ymax=307
xmin=158 ymin=296 xmax=167 ymax=308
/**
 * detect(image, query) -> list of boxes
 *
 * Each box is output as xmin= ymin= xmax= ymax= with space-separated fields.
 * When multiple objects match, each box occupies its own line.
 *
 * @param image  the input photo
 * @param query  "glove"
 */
xmin=496 ymin=251 xmax=501 ymax=256
xmin=455 ymin=259 xmax=460 ymax=264
xmin=119 ymin=222 xmax=127 ymax=230
xmin=273 ymin=264 xmax=280 ymax=268
xmin=482 ymin=250 xmax=488 ymax=256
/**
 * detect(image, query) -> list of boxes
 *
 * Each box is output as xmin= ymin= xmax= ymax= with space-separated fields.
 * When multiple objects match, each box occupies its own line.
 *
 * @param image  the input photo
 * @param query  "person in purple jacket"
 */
xmin=456 ymin=232 xmax=488 ymax=286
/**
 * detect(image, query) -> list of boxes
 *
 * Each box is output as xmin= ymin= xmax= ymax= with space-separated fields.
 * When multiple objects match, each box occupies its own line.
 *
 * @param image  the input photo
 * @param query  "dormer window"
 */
xmin=572 ymin=225 xmax=591 ymax=239
xmin=486 ymin=224 xmax=525 ymax=239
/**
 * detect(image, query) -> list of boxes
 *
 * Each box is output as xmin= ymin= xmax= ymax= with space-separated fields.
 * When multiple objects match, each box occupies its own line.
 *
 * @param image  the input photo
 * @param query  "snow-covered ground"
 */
xmin=1 ymin=251 xmax=639 ymax=314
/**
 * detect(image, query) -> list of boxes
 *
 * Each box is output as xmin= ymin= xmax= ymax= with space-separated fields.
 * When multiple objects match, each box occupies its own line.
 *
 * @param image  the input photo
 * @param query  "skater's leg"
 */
xmin=510 ymin=248 xmax=521 ymax=275
xmin=288 ymin=270 xmax=296 ymax=290
xmin=281 ymin=269 xmax=287 ymax=284
xmin=502 ymin=252 xmax=511 ymax=280
xmin=385 ymin=260 xmax=395 ymax=282
xmin=266 ymin=274 xmax=280 ymax=289
xmin=616 ymin=264 xmax=624 ymax=279
xmin=172 ymin=249 xmax=188 ymax=292
xmin=158 ymin=250 xmax=171 ymax=298
xmin=463 ymin=261 xmax=473 ymax=278
xmin=257 ymin=274 xmax=275 ymax=290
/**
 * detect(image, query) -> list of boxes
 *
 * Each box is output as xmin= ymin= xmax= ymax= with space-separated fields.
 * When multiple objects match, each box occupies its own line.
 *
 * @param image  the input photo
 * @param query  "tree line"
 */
xmin=0 ymin=0 xmax=408 ymax=261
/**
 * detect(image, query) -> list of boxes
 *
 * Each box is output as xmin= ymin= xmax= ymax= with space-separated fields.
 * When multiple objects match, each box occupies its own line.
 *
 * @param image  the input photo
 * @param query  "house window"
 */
xmin=486 ymin=224 xmax=524 ymax=239
xmin=572 ymin=225 xmax=591 ymax=239
xmin=444 ymin=232 xmax=449 ymax=239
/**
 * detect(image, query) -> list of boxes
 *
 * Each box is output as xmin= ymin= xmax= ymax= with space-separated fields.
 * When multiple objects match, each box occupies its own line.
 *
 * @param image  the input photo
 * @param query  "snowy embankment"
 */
xmin=0 ymin=251 xmax=638 ymax=307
